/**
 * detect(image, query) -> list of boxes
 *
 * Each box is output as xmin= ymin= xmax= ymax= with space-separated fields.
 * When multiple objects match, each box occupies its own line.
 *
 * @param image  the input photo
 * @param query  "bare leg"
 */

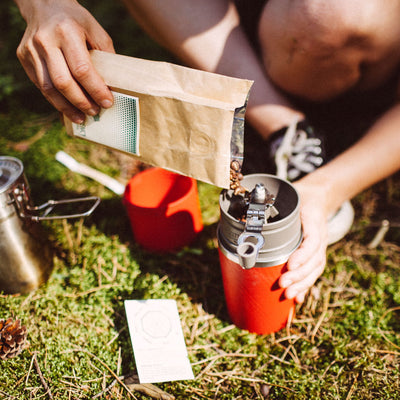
xmin=122 ymin=0 xmax=304 ymax=137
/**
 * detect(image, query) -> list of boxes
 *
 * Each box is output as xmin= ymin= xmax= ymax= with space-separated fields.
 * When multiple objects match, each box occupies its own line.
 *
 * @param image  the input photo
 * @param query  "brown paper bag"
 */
xmin=64 ymin=50 xmax=253 ymax=188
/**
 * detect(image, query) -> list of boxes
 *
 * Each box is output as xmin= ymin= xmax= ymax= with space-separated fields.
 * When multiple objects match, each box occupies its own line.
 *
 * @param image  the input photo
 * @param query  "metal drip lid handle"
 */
xmin=22 ymin=196 xmax=101 ymax=221
xmin=237 ymin=183 xmax=279 ymax=269
xmin=10 ymin=184 xmax=100 ymax=221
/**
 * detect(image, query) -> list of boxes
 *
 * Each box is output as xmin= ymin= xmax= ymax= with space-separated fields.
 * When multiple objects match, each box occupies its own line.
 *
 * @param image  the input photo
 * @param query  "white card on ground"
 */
xmin=124 ymin=299 xmax=194 ymax=383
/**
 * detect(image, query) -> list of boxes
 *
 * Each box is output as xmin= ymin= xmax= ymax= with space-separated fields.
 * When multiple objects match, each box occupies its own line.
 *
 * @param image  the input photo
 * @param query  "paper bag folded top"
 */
xmin=64 ymin=50 xmax=253 ymax=188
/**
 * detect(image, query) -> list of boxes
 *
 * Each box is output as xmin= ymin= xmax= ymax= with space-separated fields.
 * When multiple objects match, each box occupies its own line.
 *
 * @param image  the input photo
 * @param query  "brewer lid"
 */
xmin=0 ymin=157 xmax=24 ymax=194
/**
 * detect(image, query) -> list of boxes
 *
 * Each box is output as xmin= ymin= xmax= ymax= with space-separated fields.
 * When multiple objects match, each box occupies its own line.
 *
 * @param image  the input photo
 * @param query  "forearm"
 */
xmin=298 ymin=102 xmax=400 ymax=214
xmin=14 ymin=0 xmax=77 ymax=20
xmin=123 ymin=0 xmax=302 ymax=136
xmin=14 ymin=0 xmax=40 ymax=18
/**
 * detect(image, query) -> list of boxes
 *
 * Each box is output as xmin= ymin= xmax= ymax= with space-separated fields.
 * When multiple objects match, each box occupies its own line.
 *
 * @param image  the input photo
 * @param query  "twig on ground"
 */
xmin=62 ymin=283 xmax=122 ymax=298
xmin=62 ymin=219 xmax=76 ymax=263
xmin=93 ymin=378 xmax=118 ymax=399
xmin=368 ymin=219 xmax=390 ymax=249
xmin=192 ymin=351 xmax=257 ymax=366
xmin=345 ymin=372 xmax=359 ymax=400
xmin=33 ymin=353 xmax=54 ymax=399
xmin=106 ymin=326 xmax=127 ymax=347
xmin=321 ymin=360 xmax=337 ymax=379
xmin=275 ymin=335 xmax=302 ymax=343
xmin=377 ymin=306 xmax=400 ymax=350
xmin=117 ymin=346 xmax=122 ymax=376
xmin=208 ymin=372 xmax=295 ymax=393
xmin=215 ymin=324 xmax=236 ymax=335
xmin=285 ymin=306 xmax=295 ymax=338
xmin=7 ymin=126 xmax=47 ymax=152
xmin=269 ymin=353 xmax=292 ymax=367
xmin=69 ymin=349 xmax=174 ymax=400
xmin=124 ymin=373 xmax=176 ymax=400
xmin=311 ymin=310 xmax=328 ymax=344
xmin=0 ymin=390 xmax=18 ymax=400
xmin=70 ymin=347 xmax=137 ymax=399
xmin=76 ymin=218 xmax=84 ymax=247
xmin=194 ymin=351 xmax=257 ymax=380
xmin=373 ymin=349 xmax=400 ymax=356
xmin=25 ymin=353 xmax=35 ymax=386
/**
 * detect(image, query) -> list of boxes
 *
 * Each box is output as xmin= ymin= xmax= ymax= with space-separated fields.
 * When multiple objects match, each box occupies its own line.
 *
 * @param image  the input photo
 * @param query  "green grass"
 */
xmin=1 ymin=101 xmax=400 ymax=400
xmin=1 ymin=2 xmax=400 ymax=399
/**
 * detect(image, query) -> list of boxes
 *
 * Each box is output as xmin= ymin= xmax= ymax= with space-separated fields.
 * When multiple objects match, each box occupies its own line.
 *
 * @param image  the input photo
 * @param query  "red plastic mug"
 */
xmin=123 ymin=167 xmax=203 ymax=252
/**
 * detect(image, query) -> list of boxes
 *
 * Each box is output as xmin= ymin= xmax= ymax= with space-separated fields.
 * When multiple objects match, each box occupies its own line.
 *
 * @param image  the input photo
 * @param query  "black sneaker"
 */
xmin=268 ymin=118 xmax=354 ymax=244
xmin=268 ymin=118 xmax=325 ymax=181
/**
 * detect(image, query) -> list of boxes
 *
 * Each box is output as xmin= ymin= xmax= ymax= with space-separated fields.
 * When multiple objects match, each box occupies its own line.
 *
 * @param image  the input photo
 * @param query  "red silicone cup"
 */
xmin=123 ymin=167 xmax=203 ymax=252
xmin=218 ymin=248 xmax=295 ymax=335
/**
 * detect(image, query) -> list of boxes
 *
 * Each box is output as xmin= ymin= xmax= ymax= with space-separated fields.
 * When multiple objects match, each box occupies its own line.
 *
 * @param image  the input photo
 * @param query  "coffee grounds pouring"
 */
xmin=229 ymin=160 xmax=247 ymax=196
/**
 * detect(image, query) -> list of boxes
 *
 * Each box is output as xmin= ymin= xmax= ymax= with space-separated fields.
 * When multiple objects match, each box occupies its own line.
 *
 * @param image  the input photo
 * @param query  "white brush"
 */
xmin=55 ymin=151 xmax=125 ymax=195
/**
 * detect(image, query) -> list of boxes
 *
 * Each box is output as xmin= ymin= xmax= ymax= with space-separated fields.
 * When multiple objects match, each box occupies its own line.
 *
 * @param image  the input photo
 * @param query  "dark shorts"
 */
xmin=234 ymin=0 xmax=268 ymax=54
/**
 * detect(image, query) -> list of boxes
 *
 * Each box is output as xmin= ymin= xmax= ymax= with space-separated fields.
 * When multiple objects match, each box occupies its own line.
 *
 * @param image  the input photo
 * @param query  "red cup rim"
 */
xmin=123 ymin=167 xmax=196 ymax=211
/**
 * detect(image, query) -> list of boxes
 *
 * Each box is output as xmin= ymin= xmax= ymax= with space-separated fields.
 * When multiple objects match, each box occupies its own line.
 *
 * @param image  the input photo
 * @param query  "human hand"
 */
xmin=16 ymin=0 xmax=115 ymax=123
xmin=279 ymin=179 xmax=329 ymax=303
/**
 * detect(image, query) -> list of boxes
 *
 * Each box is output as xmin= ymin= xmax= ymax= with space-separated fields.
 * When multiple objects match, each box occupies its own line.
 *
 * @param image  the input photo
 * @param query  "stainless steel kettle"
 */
xmin=0 ymin=156 xmax=100 ymax=294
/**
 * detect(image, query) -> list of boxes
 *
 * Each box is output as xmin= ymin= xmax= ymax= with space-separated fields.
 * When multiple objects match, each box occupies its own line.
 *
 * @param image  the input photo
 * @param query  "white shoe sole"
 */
xmin=327 ymin=200 xmax=355 ymax=245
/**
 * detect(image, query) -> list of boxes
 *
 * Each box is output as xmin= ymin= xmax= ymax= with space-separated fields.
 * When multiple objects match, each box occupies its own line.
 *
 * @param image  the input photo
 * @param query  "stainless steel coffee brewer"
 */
xmin=217 ymin=173 xmax=303 ymax=334
xmin=0 ymin=156 xmax=100 ymax=294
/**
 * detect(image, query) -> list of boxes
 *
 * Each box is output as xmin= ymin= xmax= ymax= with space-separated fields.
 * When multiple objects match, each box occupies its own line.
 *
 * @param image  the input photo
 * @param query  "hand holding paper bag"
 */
xmin=64 ymin=50 xmax=253 ymax=188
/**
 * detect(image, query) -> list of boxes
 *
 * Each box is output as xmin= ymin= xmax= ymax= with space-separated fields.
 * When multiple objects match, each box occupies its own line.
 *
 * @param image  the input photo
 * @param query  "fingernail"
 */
xmin=88 ymin=107 xmax=100 ymax=116
xmin=101 ymin=99 xmax=113 ymax=108
xmin=72 ymin=114 xmax=85 ymax=124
